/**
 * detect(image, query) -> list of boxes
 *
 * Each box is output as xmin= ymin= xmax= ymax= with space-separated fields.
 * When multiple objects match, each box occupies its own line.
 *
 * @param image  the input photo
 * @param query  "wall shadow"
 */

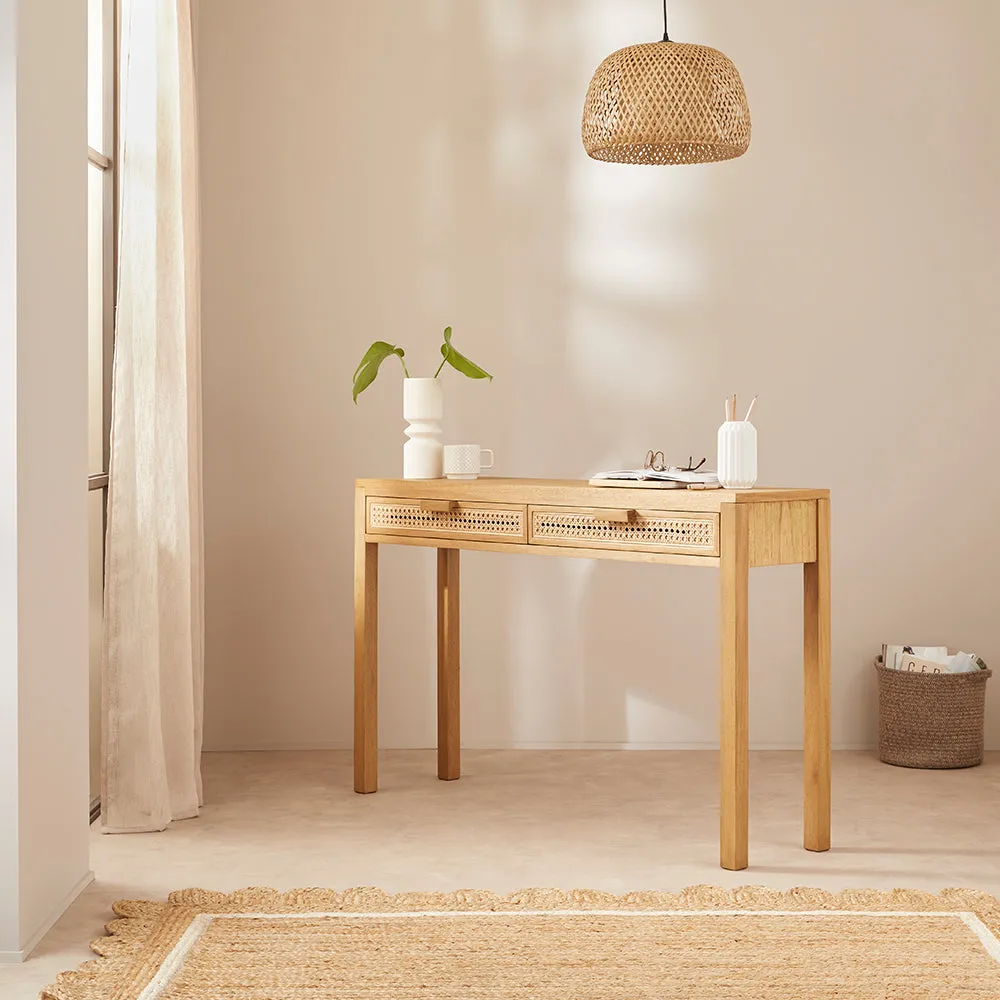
xmin=197 ymin=0 xmax=1000 ymax=754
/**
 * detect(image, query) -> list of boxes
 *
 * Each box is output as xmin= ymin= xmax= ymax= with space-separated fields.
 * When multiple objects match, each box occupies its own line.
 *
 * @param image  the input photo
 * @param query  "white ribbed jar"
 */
xmin=717 ymin=421 xmax=758 ymax=489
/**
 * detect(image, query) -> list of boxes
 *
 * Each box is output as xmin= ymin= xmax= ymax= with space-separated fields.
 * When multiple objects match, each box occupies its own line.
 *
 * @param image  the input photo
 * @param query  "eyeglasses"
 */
xmin=644 ymin=452 xmax=706 ymax=473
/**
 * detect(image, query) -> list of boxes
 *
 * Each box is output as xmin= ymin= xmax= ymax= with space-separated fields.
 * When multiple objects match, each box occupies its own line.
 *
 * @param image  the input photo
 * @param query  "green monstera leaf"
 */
xmin=352 ymin=327 xmax=492 ymax=402
xmin=352 ymin=341 xmax=409 ymax=402
xmin=435 ymin=326 xmax=493 ymax=381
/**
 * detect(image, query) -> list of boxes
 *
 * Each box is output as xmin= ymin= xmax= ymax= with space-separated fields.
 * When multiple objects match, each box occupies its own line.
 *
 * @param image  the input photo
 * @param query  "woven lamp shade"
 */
xmin=583 ymin=41 xmax=751 ymax=165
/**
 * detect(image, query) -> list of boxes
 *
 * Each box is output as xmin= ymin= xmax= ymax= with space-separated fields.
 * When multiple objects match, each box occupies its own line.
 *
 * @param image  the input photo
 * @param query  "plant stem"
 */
xmin=398 ymin=355 xmax=410 ymax=378
xmin=433 ymin=356 xmax=446 ymax=378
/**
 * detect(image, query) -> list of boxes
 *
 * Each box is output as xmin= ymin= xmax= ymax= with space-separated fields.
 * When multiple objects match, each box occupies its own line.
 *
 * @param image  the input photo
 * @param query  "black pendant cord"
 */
xmin=662 ymin=0 xmax=670 ymax=41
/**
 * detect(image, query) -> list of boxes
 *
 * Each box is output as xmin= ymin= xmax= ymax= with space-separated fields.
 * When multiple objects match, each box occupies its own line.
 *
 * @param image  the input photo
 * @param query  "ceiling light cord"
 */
xmin=662 ymin=0 xmax=669 ymax=41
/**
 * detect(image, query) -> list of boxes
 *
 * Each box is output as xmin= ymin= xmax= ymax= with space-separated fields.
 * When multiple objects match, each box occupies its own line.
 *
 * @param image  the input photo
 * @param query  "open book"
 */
xmin=591 ymin=468 xmax=720 ymax=487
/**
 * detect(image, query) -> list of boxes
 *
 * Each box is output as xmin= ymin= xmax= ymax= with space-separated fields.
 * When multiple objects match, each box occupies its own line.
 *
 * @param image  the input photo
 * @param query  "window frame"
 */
xmin=88 ymin=0 xmax=116 ymax=497
xmin=88 ymin=0 xmax=118 ymax=824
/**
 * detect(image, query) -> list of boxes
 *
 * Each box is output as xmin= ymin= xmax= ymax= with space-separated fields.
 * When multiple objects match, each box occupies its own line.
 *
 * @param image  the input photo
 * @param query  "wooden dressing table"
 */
xmin=354 ymin=477 xmax=830 ymax=871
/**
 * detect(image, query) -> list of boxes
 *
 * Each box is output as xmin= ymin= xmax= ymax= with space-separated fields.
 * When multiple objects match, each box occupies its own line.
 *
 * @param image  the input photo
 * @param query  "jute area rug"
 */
xmin=42 ymin=886 xmax=1000 ymax=999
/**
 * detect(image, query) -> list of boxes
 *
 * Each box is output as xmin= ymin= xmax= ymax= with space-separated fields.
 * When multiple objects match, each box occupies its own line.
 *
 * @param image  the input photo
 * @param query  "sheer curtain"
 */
xmin=102 ymin=0 xmax=204 ymax=833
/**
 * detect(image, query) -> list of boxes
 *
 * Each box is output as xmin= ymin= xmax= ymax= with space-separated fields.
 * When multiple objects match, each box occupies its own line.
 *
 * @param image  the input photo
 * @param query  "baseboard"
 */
xmin=0 ymin=869 xmax=94 ymax=964
xmin=203 ymin=741 xmax=878 ymax=752
xmin=203 ymin=742 xmax=354 ymax=752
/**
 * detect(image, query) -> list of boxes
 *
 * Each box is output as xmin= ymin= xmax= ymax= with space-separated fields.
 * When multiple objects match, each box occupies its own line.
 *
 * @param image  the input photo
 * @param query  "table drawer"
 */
xmin=529 ymin=506 xmax=719 ymax=557
xmin=367 ymin=497 xmax=527 ymax=543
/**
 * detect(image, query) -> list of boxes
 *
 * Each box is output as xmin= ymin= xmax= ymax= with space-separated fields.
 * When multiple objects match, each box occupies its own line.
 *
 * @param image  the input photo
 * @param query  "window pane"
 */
xmin=88 ymin=0 xmax=106 ymax=152
xmin=88 ymin=164 xmax=105 ymax=476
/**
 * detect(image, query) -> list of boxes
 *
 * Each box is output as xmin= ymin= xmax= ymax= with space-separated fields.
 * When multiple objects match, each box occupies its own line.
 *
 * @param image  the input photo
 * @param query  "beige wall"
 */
xmin=197 ymin=1 xmax=1000 ymax=754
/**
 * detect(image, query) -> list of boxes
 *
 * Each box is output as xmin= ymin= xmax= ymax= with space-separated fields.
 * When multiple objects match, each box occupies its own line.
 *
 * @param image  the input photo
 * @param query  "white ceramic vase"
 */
xmin=402 ymin=377 xmax=443 ymax=479
xmin=717 ymin=420 xmax=758 ymax=489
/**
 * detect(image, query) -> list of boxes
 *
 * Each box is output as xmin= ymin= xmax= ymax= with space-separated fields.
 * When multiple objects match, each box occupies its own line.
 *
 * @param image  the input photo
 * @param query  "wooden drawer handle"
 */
xmin=600 ymin=509 xmax=637 ymax=523
xmin=419 ymin=499 xmax=458 ymax=513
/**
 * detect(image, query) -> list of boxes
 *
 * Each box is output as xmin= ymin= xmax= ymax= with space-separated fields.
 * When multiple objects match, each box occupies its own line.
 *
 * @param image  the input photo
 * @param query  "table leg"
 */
xmin=354 ymin=512 xmax=378 ymax=794
xmin=720 ymin=503 xmax=749 ymax=871
xmin=437 ymin=548 xmax=460 ymax=780
xmin=804 ymin=497 xmax=831 ymax=851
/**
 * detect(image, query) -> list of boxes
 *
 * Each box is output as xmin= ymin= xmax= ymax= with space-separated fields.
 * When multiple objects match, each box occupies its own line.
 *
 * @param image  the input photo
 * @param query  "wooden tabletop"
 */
xmin=357 ymin=478 xmax=828 ymax=513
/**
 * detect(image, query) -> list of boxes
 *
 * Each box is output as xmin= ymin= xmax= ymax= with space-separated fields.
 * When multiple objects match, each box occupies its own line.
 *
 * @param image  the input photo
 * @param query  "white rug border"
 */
xmin=961 ymin=911 xmax=1000 ymax=965
xmin=138 ymin=908 xmax=1000 ymax=1000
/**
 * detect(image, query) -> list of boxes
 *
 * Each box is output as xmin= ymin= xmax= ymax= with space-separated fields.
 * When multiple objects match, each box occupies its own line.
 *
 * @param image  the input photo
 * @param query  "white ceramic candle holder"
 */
xmin=717 ymin=421 xmax=758 ymax=489
xmin=402 ymin=378 xmax=443 ymax=479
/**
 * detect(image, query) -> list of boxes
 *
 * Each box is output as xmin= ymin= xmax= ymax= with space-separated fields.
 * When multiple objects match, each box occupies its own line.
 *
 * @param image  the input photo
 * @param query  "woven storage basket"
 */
xmin=875 ymin=658 xmax=991 ymax=769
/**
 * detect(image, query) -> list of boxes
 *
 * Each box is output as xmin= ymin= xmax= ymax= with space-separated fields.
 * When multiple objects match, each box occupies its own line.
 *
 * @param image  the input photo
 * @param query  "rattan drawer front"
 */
xmin=367 ymin=497 xmax=527 ymax=543
xmin=529 ymin=506 xmax=719 ymax=556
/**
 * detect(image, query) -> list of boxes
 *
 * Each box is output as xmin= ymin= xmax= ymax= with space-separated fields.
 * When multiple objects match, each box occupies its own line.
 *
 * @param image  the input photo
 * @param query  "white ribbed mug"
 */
xmin=717 ymin=421 xmax=758 ymax=489
xmin=443 ymin=445 xmax=494 ymax=480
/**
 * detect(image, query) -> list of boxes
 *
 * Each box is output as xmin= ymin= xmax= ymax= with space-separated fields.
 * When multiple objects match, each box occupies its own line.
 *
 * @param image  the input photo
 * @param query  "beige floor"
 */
xmin=3 ymin=749 xmax=999 ymax=998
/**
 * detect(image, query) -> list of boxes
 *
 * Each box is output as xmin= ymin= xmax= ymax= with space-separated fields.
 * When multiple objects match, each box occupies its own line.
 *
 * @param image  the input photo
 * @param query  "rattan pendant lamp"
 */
xmin=582 ymin=0 xmax=751 ymax=165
